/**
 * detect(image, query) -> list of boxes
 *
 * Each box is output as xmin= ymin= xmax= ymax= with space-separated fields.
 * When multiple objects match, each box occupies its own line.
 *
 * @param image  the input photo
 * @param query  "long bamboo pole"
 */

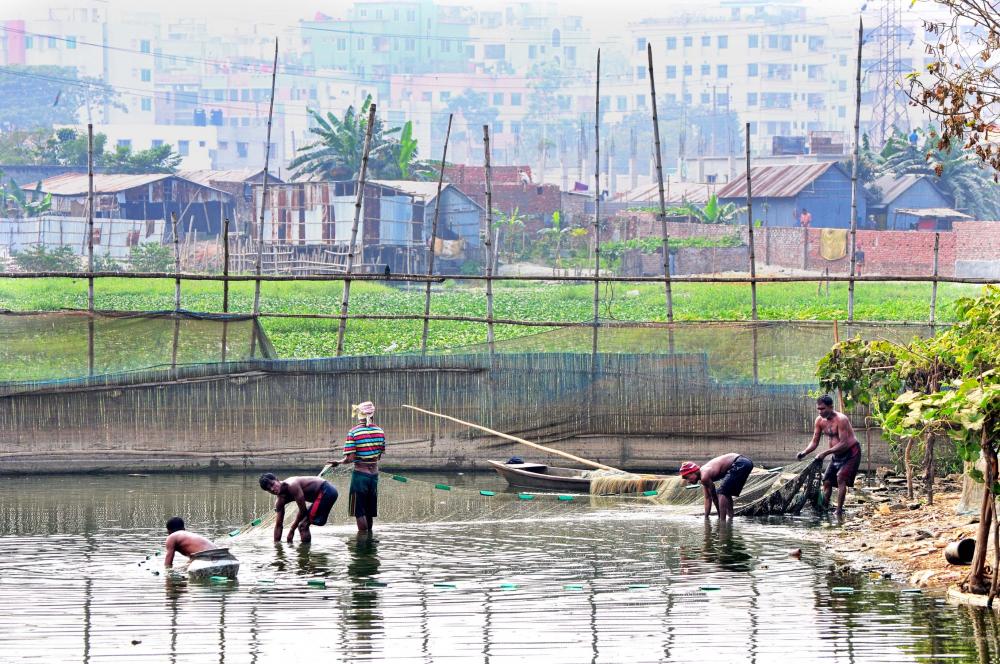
xmin=421 ymin=114 xmax=453 ymax=354
xmin=745 ymin=122 xmax=758 ymax=320
xmin=646 ymin=43 xmax=673 ymax=321
xmin=402 ymin=404 xmax=623 ymax=472
xmin=483 ymin=124 xmax=496 ymax=353
xmin=847 ymin=18 xmax=863 ymax=322
xmin=172 ymin=212 xmax=180 ymax=311
xmin=87 ymin=123 xmax=95 ymax=312
xmin=930 ymin=231 xmax=940 ymax=325
xmin=335 ymin=102 xmax=377 ymax=356
xmin=592 ymin=49 xmax=602 ymax=358
xmin=253 ymin=38 xmax=279 ymax=316
xmin=223 ymin=216 xmax=231 ymax=313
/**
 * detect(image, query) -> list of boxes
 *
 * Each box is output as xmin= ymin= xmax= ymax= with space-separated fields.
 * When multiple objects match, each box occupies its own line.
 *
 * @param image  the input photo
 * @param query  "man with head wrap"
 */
xmin=330 ymin=401 xmax=386 ymax=534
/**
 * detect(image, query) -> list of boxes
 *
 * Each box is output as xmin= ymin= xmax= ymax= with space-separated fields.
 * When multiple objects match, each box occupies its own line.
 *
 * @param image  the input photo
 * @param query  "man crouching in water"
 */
xmin=797 ymin=394 xmax=862 ymax=517
xmin=164 ymin=517 xmax=215 ymax=567
xmin=258 ymin=473 xmax=339 ymax=543
xmin=678 ymin=453 xmax=755 ymax=521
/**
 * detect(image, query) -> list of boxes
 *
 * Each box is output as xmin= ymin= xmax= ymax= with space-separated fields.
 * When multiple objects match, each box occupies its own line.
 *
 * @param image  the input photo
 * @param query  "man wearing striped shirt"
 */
xmin=330 ymin=401 xmax=385 ymax=534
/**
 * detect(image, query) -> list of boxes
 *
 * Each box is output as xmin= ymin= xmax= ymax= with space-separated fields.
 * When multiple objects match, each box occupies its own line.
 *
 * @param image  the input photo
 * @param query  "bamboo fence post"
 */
xmin=87 ymin=123 xmax=95 ymax=311
xmin=421 ymin=114 xmax=453 ymax=354
xmin=253 ymin=38 xmax=279 ymax=317
xmin=592 ymin=49 xmax=601 ymax=358
xmin=335 ymin=102 xmax=377 ymax=356
xmin=172 ymin=212 xmax=181 ymax=312
xmin=930 ymin=232 xmax=940 ymax=325
xmin=223 ymin=217 xmax=231 ymax=313
xmin=646 ymin=43 xmax=673 ymax=321
xmin=483 ymin=124 xmax=496 ymax=354
xmin=847 ymin=18 xmax=863 ymax=322
xmin=745 ymin=122 xmax=757 ymax=320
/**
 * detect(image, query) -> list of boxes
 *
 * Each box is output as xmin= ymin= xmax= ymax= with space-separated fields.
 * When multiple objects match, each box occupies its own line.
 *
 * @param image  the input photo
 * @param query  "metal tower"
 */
xmin=869 ymin=0 xmax=910 ymax=146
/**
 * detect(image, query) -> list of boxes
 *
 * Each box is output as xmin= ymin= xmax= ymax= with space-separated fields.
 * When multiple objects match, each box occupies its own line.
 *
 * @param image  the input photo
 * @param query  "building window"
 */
xmin=717 ymin=64 xmax=728 ymax=78
xmin=748 ymin=63 xmax=758 ymax=76
xmin=375 ymin=8 xmax=382 ymax=19
xmin=552 ymin=29 xmax=560 ymax=47
xmin=494 ymin=121 xmax=504 ymax=133
xmin=666 ymin=65 xmax=676 ymax=79
xmin=510 ymin=92 xmax=522 ymax=106
xmin=636 ymin=65 xmax=646 ymax=80
xmin=406 ymin=9 xmax=416 ymax=21
xmin=67 ymin=36 xmax=76 ymax=49
xmin=529 ymin=45 xmax=537 ymax=59
xmin=781 ymin=35 xmax=792 ymax=51
xmin=218 ymin=141 xmax=228 ymax=150
xmin=337 ymin=38 xmax=346 ymax=50
xmin=405 ymin=38 xmax=415 ymax=51
xmin=617 ymin=96 xmax=627 ymax=111
xmin=636 ymin=37 xmax=646 ymax=52
xmin=24 ymin=37 xmax=32 ymax=49
xmin=511 ymin=121 xmax=521 ymax=134
xmin=748 ymin=122 xmax=757 ymax=135
xmin=357 ymin=38 xmax=365 ymax=50
xmin=484 ymin=44 xmax=504 ymax=59
xmin=749 ymin=34 xmax=759 ymax=48
xmin=701 ymin=64 xmax=710 ymax=76
xmin=178 ymin=140 xmax=189 ymax=156
xmin=152 ymin=139 xmax=163 ymax=147
xmin=683 ymin=64 xmax=692 ymax=76
xmin=683 ymin=36 xmax=692 ymax=48
xmin=768 ymin=35 xmax=779 ymax=49
xmin=141 ymin=98 xmax=151 ymax=111
xmin=48 ymin=37 xmax=57 ymax=48
xmin=241 ymin=89 xmax=250 ymax=101
xmin=117 ymin=139 xmax=132 ymax=149
xmin=701 ymin=35 xmax=710 ymax=47
xmin=718 ymin=35 xmax=728 ymax=49
xmin=565 ymin=46 xmax=576 ymax=62
xmin=683 ymin=93 xmax=692 ymax=105
xmin=140 ymin=39 xmax=150 ymax=53
xmin=140 ymin=69 xmax=151 ymax=82
xmin=441 ymin=39 xmax=451 ymax=52
xmin=421 ymin=91 xmax=432 ymax=101
xmin=636 ymin=94 xmax=646 ymax=107
xmin=667 ymin=37 xmax=677 ymax=50
xmin=440 ymin=91 xmax=451 ymax=101
xmin=747 ymin=92 xmax=758 ymax=106
xmin=700 ymin=92 xmax=710 ymax=105
xmin=717 ymin=93 xmax=729 ymax=106
xmin=234 ymin=142 xmax=247 ymax=158
xmin=493 ymin=92 xmax=504 ymax=105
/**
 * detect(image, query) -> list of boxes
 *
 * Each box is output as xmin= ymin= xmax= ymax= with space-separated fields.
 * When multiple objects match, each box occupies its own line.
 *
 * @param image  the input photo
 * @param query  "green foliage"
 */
xmin=0 ymin=65 xmax=120 ymax=130
xmin=667 ymin=194 xmax=746 ymax=224
xmin=12 ymin=245 xmax=79 ymax=271
xmin=129 ymin=243 xmax=174 ymax=272
xmin=0 ymin=128 xmax=179 ymax=173
xmin=1 ymin=170 xmax=52 ymax=217
xmin=599 ymin=235 xmax=743 ymax=264
xmin=103 ymin=144 xmax=182 ymax=174
xmin=93 ymin=255 xmax=123 ymax=272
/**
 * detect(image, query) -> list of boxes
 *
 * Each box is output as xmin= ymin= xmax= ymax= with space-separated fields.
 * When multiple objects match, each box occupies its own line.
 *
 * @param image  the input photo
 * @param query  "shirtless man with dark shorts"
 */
xmin=259 ymin=473 xmax=339 ymax=543
xmin=164 ymin=516 xmax=215 ymax=567
xmin=679 ymin=453 xmax=755 ymax=521
xmin=797 ymin=394 xmax=862 ymax=516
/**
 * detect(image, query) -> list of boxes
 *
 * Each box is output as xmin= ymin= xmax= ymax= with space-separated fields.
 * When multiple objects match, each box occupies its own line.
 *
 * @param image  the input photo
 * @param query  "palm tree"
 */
xmin=289 ymin=96 xmax=432 ymax=181
xmin=667 ymin=193 xmax=746 ymax=224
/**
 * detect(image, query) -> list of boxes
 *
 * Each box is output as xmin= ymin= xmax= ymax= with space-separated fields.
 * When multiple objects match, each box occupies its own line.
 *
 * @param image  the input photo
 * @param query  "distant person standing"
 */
xmin=678 ymin=453 xmax=755 ymax=521
xmin=854 ymin=243 xmax=866 ymax=276
xmin=799 ymin=208 xmax=813 ymax=228
xmin=797 ymin=394 xmax=862 ymax=517
xmin=330 ymin=401 xmax=386 ymax=534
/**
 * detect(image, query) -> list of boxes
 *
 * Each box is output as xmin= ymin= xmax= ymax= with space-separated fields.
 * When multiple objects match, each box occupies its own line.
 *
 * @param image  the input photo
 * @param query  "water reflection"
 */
xmin=1 ymin=471 xmax=998 ymax=662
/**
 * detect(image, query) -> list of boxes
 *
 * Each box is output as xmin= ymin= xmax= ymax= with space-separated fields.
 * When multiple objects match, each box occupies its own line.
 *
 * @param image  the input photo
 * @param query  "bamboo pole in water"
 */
xmin=847 ymin=18 xmax=863 ymax=322
xmin=646 ymin=44 xmax=673 ymax=321
xmin=335 ymin=102 xmax=377 ymax=356
xmin=745 ymin=122 xmax=758 ymax=320
xmin=253 ymin=38 xmax=279 ymax=316
xmin=172 ymin=212 xmax=181 ymax=311
xmin=87 ymin=123 xmax=95 ymax=312
xmin=402 ymin=404 xmax=623 ymax=472
xmin=930 ymin=232 xmax=940 ymax=325
xmin=592 ymin=49 xmax=602 ymax=359
xmin=421 ymin=114 xmax=453 ymax=354
xmin=482 ymin=124 xmax=496 ymax=354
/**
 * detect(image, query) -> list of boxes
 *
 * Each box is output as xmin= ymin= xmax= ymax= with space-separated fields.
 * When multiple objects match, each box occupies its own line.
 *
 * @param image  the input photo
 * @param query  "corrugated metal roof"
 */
xmin=717 ymin=162 xmax=839 ymax=199
xmin=615 ymin=181 xmax=717 ymax=205
xmin=176 ymin=168 xmax=277 ymax=186
xmin=873 ymin=173 xmax=925 ymax=205
xmin=895 ymin=207 xmax=971 ymax=219
xmin=24 ymin=173 xmax=173 ymax=196
xmin=372 ymin=179 xmax=485 ymax=210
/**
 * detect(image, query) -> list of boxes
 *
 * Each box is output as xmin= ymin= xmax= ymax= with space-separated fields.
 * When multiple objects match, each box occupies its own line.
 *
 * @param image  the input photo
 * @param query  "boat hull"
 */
xmin=187 ymin=548 xmax=240 ymax=580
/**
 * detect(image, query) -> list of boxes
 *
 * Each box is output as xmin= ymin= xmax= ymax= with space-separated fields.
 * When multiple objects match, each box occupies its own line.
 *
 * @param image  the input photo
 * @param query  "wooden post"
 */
xmin=847 ymin=18 xmax=863 ymax=322
xmin=647 ymin=43 xmax=673 ymax=322
xmin=592 ymin=49 xmax=601 ymax=358
xmin=483 ymin=124 xmax=496 ymax=353
xmin=745 ymin=122 xmax=758 ymax=320
xmin=930 ymin=231 xmax=940 ymax=325
xmin=87 ymin=123 xmax=95 ymax=311
xmin=171 ymin=212 xmax=180 ymax=311
xmin=335 ymin=102 xmax=377 ymax=356
xmin=223 ymin=217 xmax=231 ymax=313
xmin=421 ymin=114 xmax=453 ymax=354
xmin=253 ymin=38 xmax=279 ymax=317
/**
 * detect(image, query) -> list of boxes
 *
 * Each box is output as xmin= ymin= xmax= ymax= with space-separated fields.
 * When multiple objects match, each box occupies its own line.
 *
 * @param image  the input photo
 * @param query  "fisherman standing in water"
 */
xmin=678 ymin=453 xmax=755 ymax=521
xmin=797 ymin=394 xmax=862 ymax=517
xmin=330 ymin=401 xmax=386 ymax=535
xmin=258 ymin=473 xmax=339 ymax=543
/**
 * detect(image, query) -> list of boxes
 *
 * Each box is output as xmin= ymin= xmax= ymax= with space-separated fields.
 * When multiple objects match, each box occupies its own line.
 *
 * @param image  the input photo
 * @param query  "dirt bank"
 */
xmin=825 ymin=475 xmax=978 ymax=589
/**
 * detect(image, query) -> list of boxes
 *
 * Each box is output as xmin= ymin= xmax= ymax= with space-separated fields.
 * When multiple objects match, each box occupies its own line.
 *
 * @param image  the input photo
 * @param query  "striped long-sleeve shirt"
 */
xmin=344 ymin=423 xmax=386 ymax=462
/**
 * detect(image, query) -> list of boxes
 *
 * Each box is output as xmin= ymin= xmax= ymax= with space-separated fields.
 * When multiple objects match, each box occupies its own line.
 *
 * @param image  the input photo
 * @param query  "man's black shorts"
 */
xmin=823 ymin=444 xmax=862 ymax=488
xmin=308 ymin=481 xmax=339 ymax=526
xmin=717 ymin=455 xmax=754 ymax=498
xmin=349 ymin=470 xmax=379 ymax=519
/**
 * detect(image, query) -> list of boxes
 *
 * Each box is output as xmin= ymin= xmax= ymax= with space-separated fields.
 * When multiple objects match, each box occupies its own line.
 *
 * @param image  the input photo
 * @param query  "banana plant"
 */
xmin=667 ymin=193 xmax=745 ymax=224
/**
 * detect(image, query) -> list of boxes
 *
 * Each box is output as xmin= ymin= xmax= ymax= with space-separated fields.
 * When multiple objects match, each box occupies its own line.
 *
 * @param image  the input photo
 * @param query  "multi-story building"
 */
xmin=467 ymin=3 xmax=588 ymax=76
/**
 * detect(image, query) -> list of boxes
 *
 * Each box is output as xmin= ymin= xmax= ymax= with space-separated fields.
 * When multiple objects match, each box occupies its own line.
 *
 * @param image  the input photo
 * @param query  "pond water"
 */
xmin=0 ymin=469 xmax=997 ymax=663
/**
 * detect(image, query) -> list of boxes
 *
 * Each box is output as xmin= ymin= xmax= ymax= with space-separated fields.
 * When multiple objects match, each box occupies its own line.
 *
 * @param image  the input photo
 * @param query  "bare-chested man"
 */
xmin=164 ymin=517 xmax=215 ymax=567
xmin=679 ymin=453 xmax=755 ymax=521
xmin=259 ymin=473 xmax=339 ymax=543
xmin=797 ymin=394 xmax=862 ymax=516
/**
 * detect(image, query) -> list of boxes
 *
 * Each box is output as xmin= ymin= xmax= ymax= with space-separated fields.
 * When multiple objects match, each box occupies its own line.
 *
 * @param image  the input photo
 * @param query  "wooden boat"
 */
xmin=187 ymin=548 xmax=240 ymax=580
xmin=487 ymin=460 xmax=593 ymax=493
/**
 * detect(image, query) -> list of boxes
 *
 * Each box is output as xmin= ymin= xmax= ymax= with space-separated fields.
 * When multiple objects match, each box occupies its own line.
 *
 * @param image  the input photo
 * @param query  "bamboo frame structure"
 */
xmin=930 ymin=232 xmax=940 ymax=325
xmin=592 ymin=49 xmax=601 ymax=359
xmin=745 ymin=122 xmax=758 ymax=320
xmin=253 ymin=38 xmax=279 ymax=317
xmin=848 ymin=18 xmax=863 ymax=322
xmin=421 ymin=114 xmax=453 ymax=354
xmin=646 ymin=44 xmax=673 ymax=322
xmin=86 ymin=123 xmax=95 ymax=313
xmin=483 ymin=124 xmax=496 ymax=353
